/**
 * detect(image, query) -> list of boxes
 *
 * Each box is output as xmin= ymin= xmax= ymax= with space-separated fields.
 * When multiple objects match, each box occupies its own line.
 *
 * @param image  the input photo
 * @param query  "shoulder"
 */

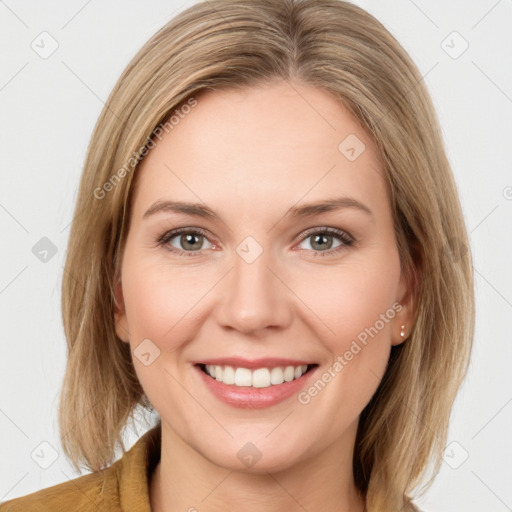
xmin=0 ymin=424 xmax=161 ymax=512
xmin=0 ymin=461 xmax=122 ymax=512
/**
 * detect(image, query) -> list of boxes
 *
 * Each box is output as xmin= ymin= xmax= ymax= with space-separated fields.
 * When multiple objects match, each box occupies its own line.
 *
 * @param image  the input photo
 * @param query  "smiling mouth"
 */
xmin=197 ymin=363 xmax=318 ymax=388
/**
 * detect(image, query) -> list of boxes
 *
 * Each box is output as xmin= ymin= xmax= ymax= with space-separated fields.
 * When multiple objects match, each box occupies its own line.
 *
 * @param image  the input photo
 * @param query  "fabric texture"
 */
xmin=0 ymin=423 xmax=161 ymax=512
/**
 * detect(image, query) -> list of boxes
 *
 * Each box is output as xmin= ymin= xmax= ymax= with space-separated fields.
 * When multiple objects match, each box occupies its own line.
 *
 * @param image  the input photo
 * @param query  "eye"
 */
xmin=158 ymin=227 xmax=214 ymax=256
xmin=296 ymin=227 xmax=354 ymax=256
xmin=158 ymin=226 xmax=354 ymax=258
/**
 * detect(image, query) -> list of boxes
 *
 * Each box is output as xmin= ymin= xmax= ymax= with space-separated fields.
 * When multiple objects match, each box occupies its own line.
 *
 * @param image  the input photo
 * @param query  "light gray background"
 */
xmin=1 ymin=1 xmax=511 ymax=510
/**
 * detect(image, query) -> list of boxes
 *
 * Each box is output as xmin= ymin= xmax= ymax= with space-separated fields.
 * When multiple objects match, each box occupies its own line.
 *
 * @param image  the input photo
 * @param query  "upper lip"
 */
xmin=195 ymin=357 xmax=316 ymax=369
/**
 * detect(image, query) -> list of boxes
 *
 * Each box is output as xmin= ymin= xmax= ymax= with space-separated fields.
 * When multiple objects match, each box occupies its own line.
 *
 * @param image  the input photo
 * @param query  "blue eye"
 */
xmin=158 ymin=226 xmax=354 ymax=257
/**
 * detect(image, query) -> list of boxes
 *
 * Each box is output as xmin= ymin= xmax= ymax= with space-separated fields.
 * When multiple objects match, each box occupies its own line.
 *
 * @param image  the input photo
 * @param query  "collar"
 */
xmin=117 ymin=421 xmax=161 ymax=511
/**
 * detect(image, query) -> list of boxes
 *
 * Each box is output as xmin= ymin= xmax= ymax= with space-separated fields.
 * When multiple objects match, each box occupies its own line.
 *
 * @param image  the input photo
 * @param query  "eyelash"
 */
xmin=157 ymin=226 xmax=354 ymax=258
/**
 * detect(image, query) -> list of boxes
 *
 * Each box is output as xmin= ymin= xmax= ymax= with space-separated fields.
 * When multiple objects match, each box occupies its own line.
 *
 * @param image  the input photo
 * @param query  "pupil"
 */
xmin=313 ymin=234 xmax=331 ymax=250
xmin=183 ymin=234 xmax=201 ymax=250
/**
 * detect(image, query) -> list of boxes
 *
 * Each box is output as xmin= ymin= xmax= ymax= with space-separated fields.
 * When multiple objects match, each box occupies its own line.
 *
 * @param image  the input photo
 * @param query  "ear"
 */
xmin=113 ymin=273 xmax=130 ymax=344
xmin=392 ymin=265 xmax=419 ymax=346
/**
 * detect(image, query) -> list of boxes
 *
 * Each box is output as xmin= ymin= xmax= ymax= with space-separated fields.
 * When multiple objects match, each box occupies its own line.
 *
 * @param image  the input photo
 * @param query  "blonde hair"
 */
xmin=59 ymin=0 xmax=474 ymax=509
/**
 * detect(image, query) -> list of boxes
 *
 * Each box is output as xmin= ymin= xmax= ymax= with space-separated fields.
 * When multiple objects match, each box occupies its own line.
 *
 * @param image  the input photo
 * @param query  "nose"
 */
xmin=213 ymin=242 xmax=293 ymax=336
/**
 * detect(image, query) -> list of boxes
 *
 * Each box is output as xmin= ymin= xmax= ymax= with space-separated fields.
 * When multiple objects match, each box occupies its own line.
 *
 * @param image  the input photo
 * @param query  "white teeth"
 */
xmin=203 ymin=364 xmax=310 ymax=388
xmin=270 ymin=367 xmax=284 ymax=385
xmin=222 ymin=365 xmax=235 ymax=385
xmin=283 ymin=366 xmax=295 ymax=382
xmin=235 ymin=368 xmax=252 ymax=386
xmin=252 ymin=368 xmax=270 ymax=388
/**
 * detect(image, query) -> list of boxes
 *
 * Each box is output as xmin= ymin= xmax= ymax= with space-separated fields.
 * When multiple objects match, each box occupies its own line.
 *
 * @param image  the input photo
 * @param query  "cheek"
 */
xmin=293 ymin=253 xmax=401 ymax=350
xmin=123 ymin=259 xmax=209 ymax=344
xmin=292 ymin=253 xmax=401 ymax=418
xmin=120 ymin=263 xmax=200 ymax=409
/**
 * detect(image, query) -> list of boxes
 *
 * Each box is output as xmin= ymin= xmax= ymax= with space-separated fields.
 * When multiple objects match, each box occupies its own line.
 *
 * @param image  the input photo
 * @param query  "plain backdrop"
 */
xmin=1 ymin=1 xmax=511 ymax=510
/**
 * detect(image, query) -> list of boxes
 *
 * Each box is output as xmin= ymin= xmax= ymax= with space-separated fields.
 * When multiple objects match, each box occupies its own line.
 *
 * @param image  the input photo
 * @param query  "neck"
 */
xmin=149 ymin=420 xmax=366 ymax=512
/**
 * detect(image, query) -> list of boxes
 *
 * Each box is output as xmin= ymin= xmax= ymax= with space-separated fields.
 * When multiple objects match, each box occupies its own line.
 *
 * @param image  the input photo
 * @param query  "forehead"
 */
xmin=131 ymin=82 xmax=388 ymax=220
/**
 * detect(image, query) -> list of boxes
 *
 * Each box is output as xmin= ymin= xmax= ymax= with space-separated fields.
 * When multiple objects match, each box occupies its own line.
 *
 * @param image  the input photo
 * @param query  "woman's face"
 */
xmin=114 ymin=81 xmax=414 ymax=472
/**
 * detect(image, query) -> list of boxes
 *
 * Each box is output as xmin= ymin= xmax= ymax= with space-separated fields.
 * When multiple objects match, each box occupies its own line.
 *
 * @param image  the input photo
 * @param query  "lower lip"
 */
xmin=195 ymin=365 xmax=318 ymax=409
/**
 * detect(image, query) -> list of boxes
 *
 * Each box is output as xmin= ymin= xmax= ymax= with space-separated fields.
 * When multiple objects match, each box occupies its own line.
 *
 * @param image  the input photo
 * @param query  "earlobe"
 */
xmin=392 ymin=314 xmax=413 ymax=346
xmin=394 ymin=323 xmax=407 ymax=346
xmin=113 ymin=275 xmax=130 ymax=343
xmin=392 ymin=266 xmax=419 ymax=346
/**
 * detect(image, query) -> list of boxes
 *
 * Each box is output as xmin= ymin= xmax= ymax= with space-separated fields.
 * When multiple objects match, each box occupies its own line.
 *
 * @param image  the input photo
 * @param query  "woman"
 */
xmin=1 ymin=0 xmax=474 ymax=511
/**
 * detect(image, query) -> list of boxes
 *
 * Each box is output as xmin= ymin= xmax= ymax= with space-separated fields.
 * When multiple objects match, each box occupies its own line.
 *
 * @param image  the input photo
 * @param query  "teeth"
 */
xmin=284 ymin=366 xmax=295 ymax=382
xmin=222 ymin=365 xmax=235 ymax=385
xmin=235 ymin=367 xmax=252 ymax=386
xmin=203 ymin=364 xmax=310 ymax=388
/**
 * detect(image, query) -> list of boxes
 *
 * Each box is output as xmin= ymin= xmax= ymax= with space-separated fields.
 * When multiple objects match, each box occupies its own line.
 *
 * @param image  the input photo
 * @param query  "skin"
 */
xmin=114 ymin=80 xmax=415 ymax=512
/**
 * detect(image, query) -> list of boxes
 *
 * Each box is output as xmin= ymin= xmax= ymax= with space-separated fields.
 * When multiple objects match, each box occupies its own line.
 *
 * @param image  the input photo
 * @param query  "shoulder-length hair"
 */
xmin=59 ymin=1 xmax=474 ymax=510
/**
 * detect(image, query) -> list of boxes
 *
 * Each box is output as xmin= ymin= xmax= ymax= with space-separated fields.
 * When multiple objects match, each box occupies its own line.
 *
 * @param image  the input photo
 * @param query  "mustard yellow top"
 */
xmin=0 ymin=423 xmax=161 ymax=512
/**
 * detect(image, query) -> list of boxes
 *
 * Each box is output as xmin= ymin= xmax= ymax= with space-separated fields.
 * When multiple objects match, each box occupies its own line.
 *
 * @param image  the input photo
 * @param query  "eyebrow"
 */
xmin=143 ymin=196 xmax=373 ymax=222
